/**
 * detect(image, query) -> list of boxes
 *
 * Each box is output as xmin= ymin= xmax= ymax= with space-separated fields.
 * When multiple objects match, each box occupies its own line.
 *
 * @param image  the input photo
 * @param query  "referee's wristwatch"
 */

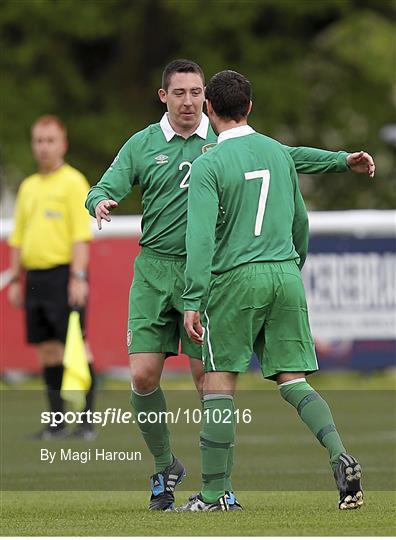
xmin=71 ymin=270 xmax=88 ymax=281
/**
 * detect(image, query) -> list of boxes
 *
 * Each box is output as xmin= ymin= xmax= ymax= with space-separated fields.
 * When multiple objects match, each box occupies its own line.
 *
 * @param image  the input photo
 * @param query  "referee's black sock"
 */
xmin=82 ymin=363 xmax=96 ymax=422
xmin=43 ymin=364 xmax=64 ymax=428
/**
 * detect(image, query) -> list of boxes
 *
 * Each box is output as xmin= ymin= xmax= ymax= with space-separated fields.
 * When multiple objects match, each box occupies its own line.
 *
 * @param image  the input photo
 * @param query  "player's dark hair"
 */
xmin=162 ymin=59 xmax=205 ymax=90
xmin=205 ymin=70 xmax=251 ymax=122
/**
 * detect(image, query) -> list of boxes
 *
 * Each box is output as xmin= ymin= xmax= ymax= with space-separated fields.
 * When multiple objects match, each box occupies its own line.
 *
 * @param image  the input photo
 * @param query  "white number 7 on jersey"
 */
xmin=244 ymin=169 xmax=270 ymax=236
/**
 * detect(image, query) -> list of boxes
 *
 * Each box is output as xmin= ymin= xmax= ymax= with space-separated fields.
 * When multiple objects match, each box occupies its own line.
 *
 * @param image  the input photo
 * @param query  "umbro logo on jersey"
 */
xmin=155 ymin=154 xmax=169 ymax=164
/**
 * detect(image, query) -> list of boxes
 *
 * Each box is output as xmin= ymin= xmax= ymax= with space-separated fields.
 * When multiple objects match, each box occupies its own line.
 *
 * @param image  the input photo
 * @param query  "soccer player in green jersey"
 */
xmin=181 ymin=70 xmax=364 ymax=512
xmin=86 ymin=60 xmax=373 ymax=511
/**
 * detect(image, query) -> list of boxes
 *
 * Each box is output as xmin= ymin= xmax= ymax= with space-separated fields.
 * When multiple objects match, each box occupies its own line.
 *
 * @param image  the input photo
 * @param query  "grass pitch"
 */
xmin=2 ymin=490 xmax=395 ymax=536
xmin=1 ymin=372 xmax=395 ymax=536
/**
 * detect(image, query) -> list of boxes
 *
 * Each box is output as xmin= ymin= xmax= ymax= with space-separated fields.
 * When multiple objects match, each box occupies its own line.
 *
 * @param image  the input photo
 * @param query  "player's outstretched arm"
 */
xmin=95 ymin=199 xmax=118 ymax=230
xmin=285 ymin=145 xmax=375 ymax=176
xmin=346 ymin=151 xmax=375 ymax=178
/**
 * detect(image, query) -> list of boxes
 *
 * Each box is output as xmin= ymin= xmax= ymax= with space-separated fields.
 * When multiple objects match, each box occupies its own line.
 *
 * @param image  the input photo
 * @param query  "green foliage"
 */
xmin=1 ymin=0 xmax=394 ymax=211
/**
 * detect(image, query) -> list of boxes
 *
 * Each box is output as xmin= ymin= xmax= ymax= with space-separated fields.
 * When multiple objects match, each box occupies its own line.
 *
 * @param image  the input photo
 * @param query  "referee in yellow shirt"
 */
xmin=8 ymin=115 xmax=96 ymax=440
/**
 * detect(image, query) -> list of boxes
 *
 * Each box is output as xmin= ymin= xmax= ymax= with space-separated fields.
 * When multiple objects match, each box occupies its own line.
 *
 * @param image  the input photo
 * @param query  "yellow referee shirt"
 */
xmin=9 ymin=164 xmax=93 ymax=270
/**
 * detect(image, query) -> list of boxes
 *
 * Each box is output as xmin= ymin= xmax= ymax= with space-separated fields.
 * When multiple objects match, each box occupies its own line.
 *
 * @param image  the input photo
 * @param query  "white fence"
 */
xmin=1 ymin=210 xmax=395 ymax=239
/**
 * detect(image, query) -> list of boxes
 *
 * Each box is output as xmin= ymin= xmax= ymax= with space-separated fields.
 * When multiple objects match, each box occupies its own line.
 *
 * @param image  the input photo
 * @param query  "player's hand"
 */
xmin=347 ymin=151 xmax=375 ymax=178
xmin=7 ymin=282 xmax=23 ymax=308
xmin=68 ymin=278 xmax=89 ymax=307
xmin=95 ymin=199 xmax=118 ymax=230
xmin=184 ymin=310 xmax=204 ymax=345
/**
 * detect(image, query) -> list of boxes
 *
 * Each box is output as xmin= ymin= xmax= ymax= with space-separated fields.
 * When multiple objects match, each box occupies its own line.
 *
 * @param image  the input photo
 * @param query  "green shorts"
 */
xmin=202 ymin=260 xmax=318 ymax=380
xmin=128 ymin=247 xmax=202 ymax=359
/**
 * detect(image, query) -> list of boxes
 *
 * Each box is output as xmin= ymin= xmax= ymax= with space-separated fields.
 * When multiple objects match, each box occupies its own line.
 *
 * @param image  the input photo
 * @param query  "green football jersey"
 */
xmin=86 ymin=114 xmax=216 ymax=255
xmin=86 ymin=113 xmax=349 ymax=256
xmin=183 ymin=125 xmax=310 ymax=311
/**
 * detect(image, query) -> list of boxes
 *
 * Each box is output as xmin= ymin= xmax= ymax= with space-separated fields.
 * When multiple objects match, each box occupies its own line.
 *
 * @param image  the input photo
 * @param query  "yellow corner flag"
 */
xmin=61 ymin=311 xmax=92 ymax=410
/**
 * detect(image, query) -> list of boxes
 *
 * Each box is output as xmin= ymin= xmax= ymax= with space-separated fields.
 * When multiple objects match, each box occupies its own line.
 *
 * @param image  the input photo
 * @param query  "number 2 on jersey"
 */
xmin=179 ymin=161 xmax=192 ymax=189
xmin=244 ymin=169 xmax=270 ymax=236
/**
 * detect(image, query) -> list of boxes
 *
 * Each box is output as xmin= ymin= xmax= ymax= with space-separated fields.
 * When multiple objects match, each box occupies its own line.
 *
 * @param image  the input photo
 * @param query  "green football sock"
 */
xmin=224 ymin=398 xmax=235 ymax=493
xmin=279 ymin=379 xmax=346 ymax=471
xmin=201 ymin=397 xmax=234 ymax=493
xmin=200 ymin=395 xmax=235 ymax=504
xmin=130 ymin=387 xmax=172 ymax=473
xmin=224 ymin=445 xmax=234 ymax=493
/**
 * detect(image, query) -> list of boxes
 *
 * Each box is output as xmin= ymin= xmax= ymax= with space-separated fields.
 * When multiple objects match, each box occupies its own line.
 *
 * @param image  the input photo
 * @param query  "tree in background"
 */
xmin=1 ymin=0 xmax=394 ymax=212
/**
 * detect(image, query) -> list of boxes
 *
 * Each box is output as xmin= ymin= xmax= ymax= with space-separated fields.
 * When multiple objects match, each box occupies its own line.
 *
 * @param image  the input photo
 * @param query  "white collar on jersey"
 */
xmin=159 ymin=112 xmax=209 ymax=142
xmin=218 ymin=125 xmax=256 ymax=143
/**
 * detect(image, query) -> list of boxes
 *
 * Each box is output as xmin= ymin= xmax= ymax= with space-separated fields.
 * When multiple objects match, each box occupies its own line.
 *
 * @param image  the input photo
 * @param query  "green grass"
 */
xmin=1 ymin=372 xmax=395 ymax=535
xmin=2 ymin=490 xmax=395 ymax=536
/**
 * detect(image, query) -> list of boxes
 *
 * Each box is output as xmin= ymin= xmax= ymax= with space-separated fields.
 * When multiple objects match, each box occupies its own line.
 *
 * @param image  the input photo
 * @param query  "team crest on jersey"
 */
xmin=201 ymin=143 xmax=217 ymax=154
xmin=155 ymin=154 xmax=169 ymax=164
xmin=127 ymin=329 xmax=132 ymax=347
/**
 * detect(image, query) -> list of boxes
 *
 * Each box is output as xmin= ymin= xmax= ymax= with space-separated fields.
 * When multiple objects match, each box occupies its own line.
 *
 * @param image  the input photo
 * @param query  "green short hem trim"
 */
xmin=204 ymin=368 xmax=247 ymax=374
xmin=264 ymin=368 xmax=318 ymax=381
xmin=128 ymin=348 xmax=179 ymax=357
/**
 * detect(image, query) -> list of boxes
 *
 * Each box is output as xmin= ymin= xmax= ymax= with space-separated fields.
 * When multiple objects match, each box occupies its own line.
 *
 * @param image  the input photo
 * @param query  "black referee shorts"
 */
xmin=25 ymin=265 xmax=86 ymax=344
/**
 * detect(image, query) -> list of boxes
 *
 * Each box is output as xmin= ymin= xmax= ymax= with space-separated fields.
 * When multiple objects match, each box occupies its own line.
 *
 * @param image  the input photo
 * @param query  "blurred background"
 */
xmin=1 ymin=0 xmax=395 ymax=212
xmin=0 ymin=0 xmax=395 ymax=380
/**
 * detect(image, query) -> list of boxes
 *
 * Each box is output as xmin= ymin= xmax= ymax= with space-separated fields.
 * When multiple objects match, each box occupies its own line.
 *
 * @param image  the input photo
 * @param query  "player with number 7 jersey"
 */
xmin=183 ymin=125 xmax=309 ymax=313
xmin=181 ymin=71 xmax=363 ymax=512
